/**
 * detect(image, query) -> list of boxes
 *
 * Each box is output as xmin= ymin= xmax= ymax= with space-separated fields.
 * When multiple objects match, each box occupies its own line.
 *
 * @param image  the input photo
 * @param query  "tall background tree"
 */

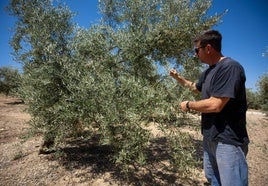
xmin=8 ymin=0 xmax=224 ymax=172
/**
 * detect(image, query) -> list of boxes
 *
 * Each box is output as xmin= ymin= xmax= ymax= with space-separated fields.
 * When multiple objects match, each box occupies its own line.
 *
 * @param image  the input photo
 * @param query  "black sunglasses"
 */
xmin=194 ymin=46 xmax=205 ymax=54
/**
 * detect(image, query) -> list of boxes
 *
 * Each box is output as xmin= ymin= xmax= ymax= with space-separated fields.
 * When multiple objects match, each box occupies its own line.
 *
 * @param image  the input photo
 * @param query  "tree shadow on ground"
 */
xmin=4 ymin=98 xmax=25 ymax=105
xmin=51 ymin=133 xmax=204 ymax=186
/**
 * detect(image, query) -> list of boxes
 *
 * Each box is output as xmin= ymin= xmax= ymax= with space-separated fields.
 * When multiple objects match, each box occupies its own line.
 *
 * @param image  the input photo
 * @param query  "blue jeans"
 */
xmin=203 ymin=140 xmax=248 ymax=186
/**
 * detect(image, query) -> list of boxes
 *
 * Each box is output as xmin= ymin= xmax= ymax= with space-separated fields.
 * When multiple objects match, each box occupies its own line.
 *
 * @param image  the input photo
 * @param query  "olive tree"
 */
xmin=8 ymin=0 xmax=75 ymax=150
xmin=246 ymin=88 xmax=261 ymax=110
xmin=0 ymin=66 xmax=21 ymax=97
xmin=8 ymin=0 xmax=224 ymax=172
xmin=257 ymin=73 xmax=268 ymax=111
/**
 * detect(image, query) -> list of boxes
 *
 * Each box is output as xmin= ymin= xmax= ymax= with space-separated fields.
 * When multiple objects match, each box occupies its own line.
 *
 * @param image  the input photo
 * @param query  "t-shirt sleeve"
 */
xmin=210 ymin=63 xmax=245 ymax=98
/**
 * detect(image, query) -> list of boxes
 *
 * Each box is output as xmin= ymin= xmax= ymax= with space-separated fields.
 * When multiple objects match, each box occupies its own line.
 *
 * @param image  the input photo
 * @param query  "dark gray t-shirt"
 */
xmin=196 ymin=57 xmax=249 ymax=146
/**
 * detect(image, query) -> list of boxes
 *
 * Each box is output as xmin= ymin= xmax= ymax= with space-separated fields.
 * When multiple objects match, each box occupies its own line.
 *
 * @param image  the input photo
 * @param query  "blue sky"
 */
xmin=0 ymin=0 xmax=267 ymax=91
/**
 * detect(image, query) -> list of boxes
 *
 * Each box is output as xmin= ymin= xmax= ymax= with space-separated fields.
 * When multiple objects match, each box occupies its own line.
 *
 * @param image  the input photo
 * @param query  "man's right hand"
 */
xmin=169 ymin=69 xmax=178 ymax=79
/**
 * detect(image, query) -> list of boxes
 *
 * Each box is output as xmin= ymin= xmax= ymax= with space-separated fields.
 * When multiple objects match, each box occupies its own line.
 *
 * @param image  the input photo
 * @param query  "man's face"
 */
xmin=194 ymin=41 xmax=207 ymax=63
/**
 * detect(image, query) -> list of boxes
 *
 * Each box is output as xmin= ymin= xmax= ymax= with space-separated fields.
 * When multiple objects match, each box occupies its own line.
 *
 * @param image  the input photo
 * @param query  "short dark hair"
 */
xmin=194 ymin=30 xmax=222 ymax=52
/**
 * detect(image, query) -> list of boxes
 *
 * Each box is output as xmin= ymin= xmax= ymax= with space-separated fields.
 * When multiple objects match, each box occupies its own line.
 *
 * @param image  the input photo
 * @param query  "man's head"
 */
xmin=194 ymin=30 xmax=222 ymax=53
xmin=194 ymin=30 xmax=223 ymax=65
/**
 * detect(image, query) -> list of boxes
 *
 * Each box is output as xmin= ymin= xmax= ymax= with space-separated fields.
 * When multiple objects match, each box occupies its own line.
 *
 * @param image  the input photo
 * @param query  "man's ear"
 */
xmin=206 ymin=44 xmax=212 ymax=54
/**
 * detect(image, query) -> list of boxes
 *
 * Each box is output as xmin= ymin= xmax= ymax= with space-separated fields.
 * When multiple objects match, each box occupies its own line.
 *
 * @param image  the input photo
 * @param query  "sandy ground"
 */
xmin=0 ymin=96 xmax=267 ymax=185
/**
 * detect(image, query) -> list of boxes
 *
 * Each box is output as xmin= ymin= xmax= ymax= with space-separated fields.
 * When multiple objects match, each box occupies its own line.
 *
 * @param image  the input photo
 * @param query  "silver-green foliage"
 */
xmin=8 ymin=0 xmax=75 ymax=145
xmin=8 ymin=0 xmax=223 ymax=172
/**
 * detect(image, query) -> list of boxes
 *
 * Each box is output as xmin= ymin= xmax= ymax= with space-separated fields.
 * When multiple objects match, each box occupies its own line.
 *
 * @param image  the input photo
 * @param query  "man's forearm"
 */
xmin=169 ymin=69 xmax=199 ymax=93
xmin=181 ymin=97 xmax=230 ymax=113
xmin=174 ymin=74 xmax=198 ymax=92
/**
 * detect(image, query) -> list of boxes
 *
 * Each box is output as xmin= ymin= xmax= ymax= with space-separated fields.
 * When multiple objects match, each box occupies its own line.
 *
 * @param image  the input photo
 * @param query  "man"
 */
xmin=170 ymin=30 xmax=249 ymax=186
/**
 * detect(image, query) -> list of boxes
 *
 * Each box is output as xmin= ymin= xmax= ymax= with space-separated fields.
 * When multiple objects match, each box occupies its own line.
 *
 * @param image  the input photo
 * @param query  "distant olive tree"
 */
xmin=257 ymin=73 xmax=268 ymax=111
xmin=0 ymin=66 xmax=21 ymax=97
xmin=246 ymin=88 xmax=261 ymax=110
xmin=8 ymin=0 xmax=224 ymax=172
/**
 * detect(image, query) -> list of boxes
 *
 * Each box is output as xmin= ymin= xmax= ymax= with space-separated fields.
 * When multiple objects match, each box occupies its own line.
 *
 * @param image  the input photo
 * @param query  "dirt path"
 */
xmin=0 ymin=96 xmax=267 ymax=185
xmin=246 ymin=110 xmax=268 ymax=185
